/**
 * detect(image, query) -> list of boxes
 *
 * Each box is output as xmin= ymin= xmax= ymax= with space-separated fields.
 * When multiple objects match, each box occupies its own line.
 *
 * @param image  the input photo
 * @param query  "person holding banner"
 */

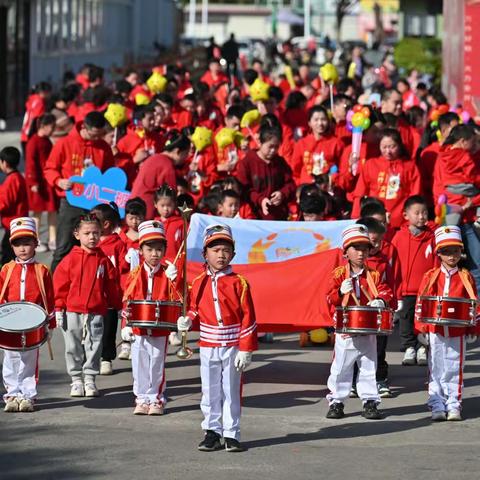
xmin=325 ymin=225 xmax=393 ymax=420
xmin=0 ymin=217 xmax=55 ymax=412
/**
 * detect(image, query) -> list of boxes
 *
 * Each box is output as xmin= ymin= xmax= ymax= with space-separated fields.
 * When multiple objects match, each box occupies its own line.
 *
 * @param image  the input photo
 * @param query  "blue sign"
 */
xmin=66 ymin=166 xmax=132 ymax=218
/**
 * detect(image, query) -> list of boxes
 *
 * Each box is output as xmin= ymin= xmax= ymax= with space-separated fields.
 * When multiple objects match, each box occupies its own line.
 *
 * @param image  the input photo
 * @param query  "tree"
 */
xmin=334 ymin=0 xmax=359 ymax=43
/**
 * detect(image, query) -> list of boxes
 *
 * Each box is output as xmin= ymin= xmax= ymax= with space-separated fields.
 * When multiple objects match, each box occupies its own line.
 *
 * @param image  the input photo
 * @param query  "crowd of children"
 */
xmin=1 ymin=47 xmax=480 ymax=448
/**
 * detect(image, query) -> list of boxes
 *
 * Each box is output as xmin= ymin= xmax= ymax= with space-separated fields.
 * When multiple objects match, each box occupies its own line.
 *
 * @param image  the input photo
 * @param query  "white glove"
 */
xmin=340 ymin=278 xmax=353 ymax=295
xmin=417 ymin=333 xmax=429 ymax=346
xmin=234 ymin=351 xmax=252 ymax=372
xmin=177 ymin=316 xmax=192 ymax=332
xmin=396 ymin=300 xmax=404 ymax=312
xmin=368 ymin=299 xmax=385 ymax=308
xmin=125 ymin=248 xmax=140 ymax=270
xmin=466 ymin=334 xmax=478 ymax=344
xmin=55 ymin=311 xmax=65 ymax=328
xmin=121 ymin=326 xmax=135 ymax=342
xmin=165 ymin=260 xmax=178 ymax=282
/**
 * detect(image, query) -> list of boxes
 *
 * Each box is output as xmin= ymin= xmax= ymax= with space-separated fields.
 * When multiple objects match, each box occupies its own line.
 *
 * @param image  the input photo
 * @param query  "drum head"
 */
xmin=0 ymin=302 xmax=47 ymax=331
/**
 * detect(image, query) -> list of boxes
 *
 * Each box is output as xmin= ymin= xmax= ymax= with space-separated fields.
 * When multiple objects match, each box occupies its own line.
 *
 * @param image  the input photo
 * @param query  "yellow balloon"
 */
xmin=240 ymin=109 xmax=261 ymax=128
xmin=135 ymin=93 xmax=150 ymax=106
xmin=191 ymin=126 xmax=213 ymax=152
xmin=146 ymin=71 xmax=167 ymax=94
xmin=320 ymin=63 xmax=339 ymax=84
xmin=352 ymin=112 xmax=364 ymax=128
xmin=104 ymin=103 xmax=128 ymax=128
xmin=249 ymin=78 xmax=270 ymax=103
xmin=215 ymin=128 xmax=236 ymax=149
xmin=310 ymin=328 xmax=329 ymax=344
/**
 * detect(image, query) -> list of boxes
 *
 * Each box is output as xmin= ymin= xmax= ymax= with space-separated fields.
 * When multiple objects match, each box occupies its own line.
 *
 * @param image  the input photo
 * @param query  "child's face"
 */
xmin=74 ymin=221 xmax=101 ymax=250
xmin=141 ymin=112 xmax=155 ymax=132
xmin=438 ymin=246 xmax=462 ymax=269
xmin=225 ymin=116 xmax=241 ymax=131
xmin=258 ymin=137 xmax=280 ymax=161
xmin=11 ymin=237 xmax=37 ymax=261
xmin=218 ymin=196 xmax=240 ymax=218
xmin=0 ymin=159 xmax=8 ymax=173
xmin=204 ymin=242 xmax=234 ymax=272
xmin=368 ymin=232 xmax=384 ymax=256
xmin=303 ymin=212 xmax=323 ymax=221
xmin=345 ymin=243 xmax=369 ymax=270
xmin=309 ymin=112 xmax=329 ymax=136
xmin=404 ymin=203 xmax=428 ymax=229
xmin=140 ymin=241 xmax=165 ymax=267
xmin=155 ymin=196 xmax=176 ymax=219
xmin=126 ymin=213 xmax=143 ymax=231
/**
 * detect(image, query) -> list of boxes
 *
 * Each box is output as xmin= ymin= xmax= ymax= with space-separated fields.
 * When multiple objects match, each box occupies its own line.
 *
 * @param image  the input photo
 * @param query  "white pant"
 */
xmin=428 ymin=333 xmax=465 ymax=413
xmin=131 ymin=335 xmax=167 ymax=405
xmin=200 ymin=346 xmax=242 ymax=440
xmin=327 ymin=334 xmax=380 ymax=405
xmin=2 ymin=349 xmax=39 ymax=402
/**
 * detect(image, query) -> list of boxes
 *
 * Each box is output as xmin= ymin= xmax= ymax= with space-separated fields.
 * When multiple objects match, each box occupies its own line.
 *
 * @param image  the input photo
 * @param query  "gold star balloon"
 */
xmin=104 ymin=103 xmax=128 ymax=128
xmin=191 ymin=126 xmax=213 ymax=152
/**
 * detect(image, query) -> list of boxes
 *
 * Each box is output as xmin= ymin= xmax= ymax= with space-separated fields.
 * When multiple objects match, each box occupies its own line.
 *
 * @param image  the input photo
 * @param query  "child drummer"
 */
xmin=177 ymin=224 xmax=258 ymax=452
xmin=326 ymin=224 xmax=393 ymax=420
xmin=415 ymin=226 xmax=480 ymax=422
xmin=120 ymin=220 xmax=178 ymax=416
xmin=0 ymin=217 xmax=55 ymax=412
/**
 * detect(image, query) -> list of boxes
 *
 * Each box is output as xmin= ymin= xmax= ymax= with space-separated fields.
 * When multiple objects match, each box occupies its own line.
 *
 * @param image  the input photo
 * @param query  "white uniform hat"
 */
xmin=342 ymin=224 xmax=371 ymax=250
xmin=9 ymin=217 xmax=37 ymax=243
xmin=434 ymin=225 xmax=463 ymax=252
xmin=138 ymin=220 xmax=166 ymax=246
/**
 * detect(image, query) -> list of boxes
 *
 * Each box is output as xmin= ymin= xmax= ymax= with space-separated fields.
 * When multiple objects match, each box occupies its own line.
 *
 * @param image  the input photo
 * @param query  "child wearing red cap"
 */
xmin=120 ymin=220 xmax=179 ymax=415
xmin=0 ymin=217 xmax=55 ymax=412
xmin=415 ymin=225 xmax=480 ymax=421
xmin=177 ymin=224 xmax=258 ymax=452
xmin=325 ymin=224 xmax=393 ymax=421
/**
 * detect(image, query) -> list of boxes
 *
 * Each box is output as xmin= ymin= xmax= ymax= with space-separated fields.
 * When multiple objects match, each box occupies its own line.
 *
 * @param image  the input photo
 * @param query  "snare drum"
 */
xmin=334 ymin=306 xmax=394 ymax=335
xmin=125 ymin=300 xmax=182 ymax=333
xmin=418 ymin=296 xmax=477 ymax=327
xmin=0 ymin=302 xmax=48 ymax=351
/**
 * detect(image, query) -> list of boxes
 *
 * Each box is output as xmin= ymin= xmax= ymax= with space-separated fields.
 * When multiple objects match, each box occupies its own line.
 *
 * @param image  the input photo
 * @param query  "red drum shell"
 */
xmin=418 ymin=296 xmax=477 ymax=327
xmin=126 ymin=300 xmax=182 ymax=334
xmin=334 ymin=306 xmax=393 ymax=335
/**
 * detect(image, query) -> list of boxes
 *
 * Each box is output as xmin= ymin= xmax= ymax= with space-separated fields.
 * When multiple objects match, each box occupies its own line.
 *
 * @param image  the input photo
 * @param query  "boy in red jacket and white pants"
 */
xmin=53 ymin=214 xmax=122 ymax=397
xmin=0 ymin=218 xmax=55 ymax=412
xmin=120 ymin=220 xmax=178 ymax=415
xmin=178 ymin=224 xmax=258 ymax=452
xmin=415 ymin=226 xmax=479 ymax=421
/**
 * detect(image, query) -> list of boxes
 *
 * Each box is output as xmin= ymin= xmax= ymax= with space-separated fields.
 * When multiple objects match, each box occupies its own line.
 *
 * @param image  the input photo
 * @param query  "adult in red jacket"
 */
xmin=131 ymin=131 xmax=191 ymax=219
xmin=352 ymin=129 xmax=421 ymax=228
xmin=291 ymin=106 xmax=344 ymax=185
xmin=44 ymin=112 xmax=114 ymax=271
xmin=236 ymin=125 xmax=296 ymax=220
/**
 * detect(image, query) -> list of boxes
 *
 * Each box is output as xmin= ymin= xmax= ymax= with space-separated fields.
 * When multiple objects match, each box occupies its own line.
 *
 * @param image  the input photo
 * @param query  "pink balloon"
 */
xmin=346 ymin=110 xmax=354 ymax=122
xmin=438 ymin=194 xmax=447 ymax=205
xmin=462 ymin=111 xmax=471 ymax=123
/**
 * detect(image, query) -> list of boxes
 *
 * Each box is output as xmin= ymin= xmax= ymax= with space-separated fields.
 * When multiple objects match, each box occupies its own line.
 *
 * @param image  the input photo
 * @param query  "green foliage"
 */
xmin=394 ymin=37 xmax=442 ymax=79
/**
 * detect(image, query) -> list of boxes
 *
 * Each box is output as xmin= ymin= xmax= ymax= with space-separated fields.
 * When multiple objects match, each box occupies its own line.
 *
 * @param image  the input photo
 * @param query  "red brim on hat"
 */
xmin=139 ymin=233 xmax=167 ymax=246
xmin=435 ymin=239 xmax=464 ymax=252
xmin=343 ymin=236 xmax=372 ymax=250
xmin=204 ymin=234 xmax=235 ymax=249
xmin=9 ymin=230 xmax=37 ymax=243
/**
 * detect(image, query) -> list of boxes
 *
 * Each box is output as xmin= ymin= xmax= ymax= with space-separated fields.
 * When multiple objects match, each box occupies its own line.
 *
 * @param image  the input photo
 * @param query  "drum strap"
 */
xmin=366 ymin=270 xmax=379 ymax=298
xmin=34 ymin=264 xmax=48 ymax=311
xmin=341 ymin=264 xmax=351 ymax=307
xmin=122 ymin=266 xmax=143 ymax=302
xmin=0 ymin=261 xmax=16 ymax=303
xmin=458 ymin=269 xmax=478 ymax=300
xmin=419 ymin=268 xmax=441 ymax=296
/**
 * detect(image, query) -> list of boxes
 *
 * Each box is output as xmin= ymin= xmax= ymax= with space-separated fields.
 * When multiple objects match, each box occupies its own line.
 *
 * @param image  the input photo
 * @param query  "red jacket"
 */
xmin=153 ymin=214 xmax=184 ymax=263
xmin=366 ymin=247 xmax=400 ymax=308
xmin=200 ymin=71 xmax=229 ymax=89
xmin=21 ymin=94 xmax=46 ymax=142
xmin=390 ymin=223 xmax=437 ymax=298
xmin=418 ymin=142 xmax=440 ymax=207
xmin=44 ymin=123 xmax=114 ymax=197
xmin=0 ymin=171 xmax=29 ymax=230
xmin=53 ymin=246 xmax=122 ymax=315
xmin=0 ymin=261 xmax=55 ymax=328
xmin=397 ymin=119 xmax=417 ymax=158
xmin=415 ymin=267 xmax=480 ymax=336
xmin=131 ymin=153 xmax=177 ymax=219
xmin=186 ymin=266 xmax=258 ymax=351
xmin=351 ymin=156 xmax=421 ymax=228
xmin=334 ymin=120 xmax=352 ymax=147
xmin=291 ymin=133 xmax=344 ymax=184
xmin=121 ymin=261 xmax=181 ymax=337
xmin=236 ymin=150 xmax=296 ymax=220
xmin=97 ymin=233 xmax=129 ymax=290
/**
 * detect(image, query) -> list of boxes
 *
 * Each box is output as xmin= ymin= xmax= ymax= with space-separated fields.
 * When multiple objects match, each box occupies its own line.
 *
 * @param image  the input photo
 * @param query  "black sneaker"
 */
xmin=225 ymin=437 xmax=246 ymax=452
xmin=362 ymin=400 xmax=383 ymax=420
xmin=326 ymin=402 xmax=345 ymax=419
xmin=377 ymin=380 xmax=393 ymax=398
xmin=198 ymin=430 xmax=223 ymax=452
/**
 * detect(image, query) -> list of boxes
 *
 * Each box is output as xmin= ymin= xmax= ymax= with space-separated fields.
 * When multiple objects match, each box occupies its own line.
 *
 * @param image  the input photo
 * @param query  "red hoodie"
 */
xmin=44 ymin=123 xmax=114 ymax=197
xmin=0 ymin=171 xmax=29 ymax=230
xmin=153 ymin=214 xmax=184 ymax=263
xmin=351 ymin=156 xmax=421 ymax=228
xmin=97 ymin=233 xmax=129 ymax=283
xmin=418 ymin=141 xmax=440 ymax=207
xmin=53 ymin=246 xmax=122 ymax=315
xmin=390 ymin=223 xmax=437 ymax=298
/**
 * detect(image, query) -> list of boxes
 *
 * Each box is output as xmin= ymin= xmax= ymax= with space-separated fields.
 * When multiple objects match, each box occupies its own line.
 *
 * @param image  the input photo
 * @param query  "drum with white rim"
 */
xmin=0 ymin=302 xmax=49 ymax=351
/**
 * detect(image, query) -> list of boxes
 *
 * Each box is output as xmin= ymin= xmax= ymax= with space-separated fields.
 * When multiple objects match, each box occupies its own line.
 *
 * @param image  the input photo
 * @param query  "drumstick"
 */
xmin=172 ymin=240 xmax=185 ymax=266
xmin=351 ymin=292 xmax=361 ymax=306
xmin=47 ymin=336 xmax=54 ymax=361
xmin=361 ymin=285 xmax=372 ymax=303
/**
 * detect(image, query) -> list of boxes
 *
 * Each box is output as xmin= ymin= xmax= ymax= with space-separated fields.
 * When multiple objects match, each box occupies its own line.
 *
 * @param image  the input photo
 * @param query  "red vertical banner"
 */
xmin=464 ymin=1 xmax=480 ymax=120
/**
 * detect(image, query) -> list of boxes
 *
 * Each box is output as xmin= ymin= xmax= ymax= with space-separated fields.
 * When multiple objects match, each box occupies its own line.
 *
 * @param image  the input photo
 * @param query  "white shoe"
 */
xmin=18 ymin=398 xmax=34 ymax=412
xmin=447 ymin=410 xmax=462 ymax=421
xmin=100 ymin=360 xmax=113 ymax=375
xmin=70 ymin=382 xmax=85 ymax=397
xmin=118 ymin=343 xmax=131 ymax=360
xmin=431 ymin=411 xmax=447 ymax=421
xmin=416 ymin=346 xmax=428 ymax=366
xmin=169 ymin=331 xmax=182 ymax=346
xmin=4 ymin=397 xmax=19 ymax=412
xmin=35 ymin=243 xmax=49 ymax=253
xmin=402 ymin=347 xmax=416 ymax=366
xmin=85 ymin=383 xmax=99 ymax=397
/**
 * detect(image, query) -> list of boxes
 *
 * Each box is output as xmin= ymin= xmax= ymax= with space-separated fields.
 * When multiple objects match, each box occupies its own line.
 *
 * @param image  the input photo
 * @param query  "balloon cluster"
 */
xmin=434 ymin=194 xmax=463 ymax=225
xmin=346 ymin=104 xmax=371 ymax=133
xmin=429 ymin=104 xmax=450 ymax=128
